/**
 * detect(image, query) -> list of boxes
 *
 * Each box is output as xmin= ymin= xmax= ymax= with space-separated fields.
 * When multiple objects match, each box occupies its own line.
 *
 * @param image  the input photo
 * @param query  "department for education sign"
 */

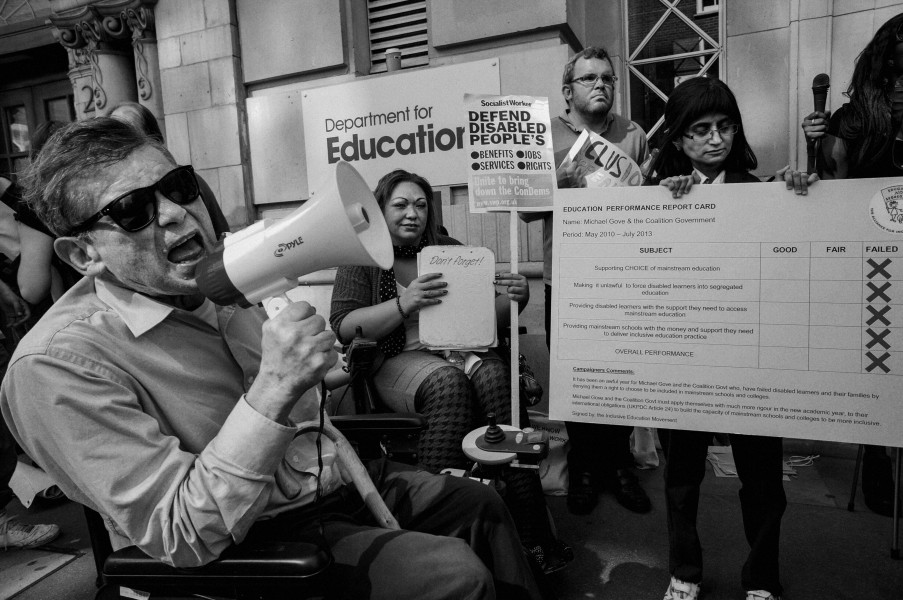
xmin=302 ymin=59 xmax=500 ymax=187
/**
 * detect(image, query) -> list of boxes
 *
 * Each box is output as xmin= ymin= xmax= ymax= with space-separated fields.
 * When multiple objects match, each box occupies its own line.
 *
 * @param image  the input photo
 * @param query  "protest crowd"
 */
xmin=0 ymin=2 xmax=901 ymax=600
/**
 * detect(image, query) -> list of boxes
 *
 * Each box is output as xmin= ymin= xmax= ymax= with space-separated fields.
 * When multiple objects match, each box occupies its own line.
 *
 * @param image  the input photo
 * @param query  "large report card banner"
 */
xmin=549 ymin=178 xmax=903 ymax=446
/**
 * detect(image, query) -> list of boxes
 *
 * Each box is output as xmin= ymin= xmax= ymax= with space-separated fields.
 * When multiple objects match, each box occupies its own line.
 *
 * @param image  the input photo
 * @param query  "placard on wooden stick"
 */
xmin=418 ymin=246 xmax=496 ymax=349
xmin=463 ymin=94 xmax=555 ymax=430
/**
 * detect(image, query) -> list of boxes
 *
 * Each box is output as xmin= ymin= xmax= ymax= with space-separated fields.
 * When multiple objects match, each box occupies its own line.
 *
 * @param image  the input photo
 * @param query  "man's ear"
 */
xmin=562 ymin=83 xmax=573 ymax=104
xmin=54 ymin=236 xmax=106 ymax=278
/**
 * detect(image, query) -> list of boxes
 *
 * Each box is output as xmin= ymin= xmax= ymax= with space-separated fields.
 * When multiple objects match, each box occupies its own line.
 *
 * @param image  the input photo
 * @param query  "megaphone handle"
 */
xmin=262 ymin=293 xmax=293 ymax=318
xmin=266 ymin=294 xmax=400 ymax=529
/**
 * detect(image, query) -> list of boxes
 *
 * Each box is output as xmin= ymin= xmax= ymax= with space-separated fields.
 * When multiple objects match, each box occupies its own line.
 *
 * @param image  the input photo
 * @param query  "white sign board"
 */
xmin=550 ymin=178 xmax=903 ymax=446
xmin=418 ymin=246 xmax=496 ymax=350
xmin=464 ymin=94 xmax=555 ymax=212
xmin=302 ymin=59 xmax=500 ymax=188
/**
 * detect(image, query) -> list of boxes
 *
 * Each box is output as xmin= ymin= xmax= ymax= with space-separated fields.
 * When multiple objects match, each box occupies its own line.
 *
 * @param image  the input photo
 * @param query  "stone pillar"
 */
xmin=88 ymin=46 xmax=137 ymax=115
xmin=123 ymin=5 xmax=164 ymax=134
xmin=63 ymin=47 xmax=96 ymax=121
xmin=49 ymin=1 xmax=158 ymax=119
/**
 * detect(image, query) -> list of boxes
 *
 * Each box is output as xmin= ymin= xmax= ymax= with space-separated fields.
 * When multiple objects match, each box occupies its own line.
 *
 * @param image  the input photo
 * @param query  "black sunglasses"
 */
xmin=66 ymin=165 xmax=200 ymax=235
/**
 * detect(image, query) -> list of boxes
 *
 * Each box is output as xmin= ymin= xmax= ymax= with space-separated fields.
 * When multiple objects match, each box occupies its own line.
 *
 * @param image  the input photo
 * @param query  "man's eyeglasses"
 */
xmin=66 ymin=165 xmax=200 ymax=235
xmin=682 ymin=123 xmax=740 ymax=142
xmin=570 ymin=74 xmax=618 ymax=87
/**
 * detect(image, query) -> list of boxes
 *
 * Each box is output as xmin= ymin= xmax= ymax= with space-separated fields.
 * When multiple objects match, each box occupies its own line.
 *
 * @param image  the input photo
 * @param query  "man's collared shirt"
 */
xmin=0 ymin=276 xmax=341 ymax=567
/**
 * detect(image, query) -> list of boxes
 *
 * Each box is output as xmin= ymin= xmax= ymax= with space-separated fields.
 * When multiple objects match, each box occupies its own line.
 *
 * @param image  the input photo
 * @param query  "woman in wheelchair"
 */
xmin=330 ymin=168 xmax=571 ymax=574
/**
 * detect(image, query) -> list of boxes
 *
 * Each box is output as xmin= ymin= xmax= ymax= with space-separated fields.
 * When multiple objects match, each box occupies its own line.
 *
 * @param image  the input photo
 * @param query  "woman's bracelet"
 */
xmin=396 ymin=296 xmax=410 ymax=319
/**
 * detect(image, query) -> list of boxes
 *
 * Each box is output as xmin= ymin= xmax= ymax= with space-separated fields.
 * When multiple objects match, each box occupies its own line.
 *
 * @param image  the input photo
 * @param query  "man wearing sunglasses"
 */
xmin=0 ymin=118 xmax=544 ymax=600
xmin=522 ymin=46 xmax=652 ymax=518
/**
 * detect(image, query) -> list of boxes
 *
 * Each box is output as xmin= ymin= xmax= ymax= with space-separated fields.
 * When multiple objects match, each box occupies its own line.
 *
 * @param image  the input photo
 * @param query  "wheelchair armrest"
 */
xmin=101 ymin=540 xmax=332 ymax=596
xmin=330 ymin=413 xmax=426 ymax=433
xmin=330 ymin=413 xmax=426 ymax=463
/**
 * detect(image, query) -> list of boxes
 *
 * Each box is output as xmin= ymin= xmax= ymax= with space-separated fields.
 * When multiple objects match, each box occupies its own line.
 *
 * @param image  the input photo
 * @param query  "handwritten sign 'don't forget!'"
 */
xmin=418 ymin=246 xmax=497 ymax=349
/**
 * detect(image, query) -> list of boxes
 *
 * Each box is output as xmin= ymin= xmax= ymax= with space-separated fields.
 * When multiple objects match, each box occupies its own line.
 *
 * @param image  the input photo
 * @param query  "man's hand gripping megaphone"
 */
xmin=194 ymin=161 xmax=399 ymax=529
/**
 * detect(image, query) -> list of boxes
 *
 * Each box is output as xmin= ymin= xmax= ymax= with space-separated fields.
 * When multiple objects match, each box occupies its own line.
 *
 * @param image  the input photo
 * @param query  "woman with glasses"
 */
xmin=646 ymin=77 xmax=792 ymax=600
xmin=803 ymin=12 xmax=903 ymax=179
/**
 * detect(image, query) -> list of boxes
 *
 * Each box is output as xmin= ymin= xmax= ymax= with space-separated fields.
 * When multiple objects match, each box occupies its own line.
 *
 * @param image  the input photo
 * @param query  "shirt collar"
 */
xmin=560 ymin=110 xmax=614 ymax=136
xmin=693 ymin=168 xmax=726 ymax=185
xmin=95 ymin=277 xmax=215 ymax=337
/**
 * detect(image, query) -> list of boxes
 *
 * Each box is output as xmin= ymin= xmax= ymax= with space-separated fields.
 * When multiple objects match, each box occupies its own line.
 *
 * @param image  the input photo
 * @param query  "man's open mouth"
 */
xmin=168 ymin=233 xmax=205 ymax=264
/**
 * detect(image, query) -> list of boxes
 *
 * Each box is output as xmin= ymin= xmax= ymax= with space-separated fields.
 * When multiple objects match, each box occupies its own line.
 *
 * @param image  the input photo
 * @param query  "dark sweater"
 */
xmin=330 ymin=234 xmax=459 ymax=354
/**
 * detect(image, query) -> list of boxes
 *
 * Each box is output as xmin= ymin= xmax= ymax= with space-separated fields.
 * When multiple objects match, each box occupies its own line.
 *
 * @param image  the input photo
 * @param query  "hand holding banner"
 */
xmin=562 ymin=129 xmax=645 ymax=188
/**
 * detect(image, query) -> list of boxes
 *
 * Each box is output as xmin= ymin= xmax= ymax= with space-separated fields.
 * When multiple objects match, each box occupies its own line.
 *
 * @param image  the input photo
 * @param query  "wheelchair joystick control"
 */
xmin=471 ymin=413 xmax=550 ymax=466
xmin=482 ymin=413 xmax=506 ymax=444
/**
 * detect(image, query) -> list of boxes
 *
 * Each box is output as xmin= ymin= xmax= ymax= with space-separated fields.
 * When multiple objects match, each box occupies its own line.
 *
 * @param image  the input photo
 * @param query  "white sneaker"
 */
xmin=664 ymin=576 xmax=700 ymax=600
xmin=0 ymin=511 xmax=61 ymax=550
xmin=746 ymin=591 xmax=781 ymax=600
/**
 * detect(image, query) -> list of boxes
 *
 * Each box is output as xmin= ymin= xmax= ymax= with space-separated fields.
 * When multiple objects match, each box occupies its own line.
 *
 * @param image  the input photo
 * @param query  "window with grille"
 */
xmin=623 ymin=0 xmax=724 ymax=150
xmin=368 ymin=0 xmax=428 ymax=73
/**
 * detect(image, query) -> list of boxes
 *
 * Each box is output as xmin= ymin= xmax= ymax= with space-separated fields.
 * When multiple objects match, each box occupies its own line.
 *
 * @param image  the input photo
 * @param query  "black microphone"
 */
xmin=808 ymin=73 xmax=830 ymax=173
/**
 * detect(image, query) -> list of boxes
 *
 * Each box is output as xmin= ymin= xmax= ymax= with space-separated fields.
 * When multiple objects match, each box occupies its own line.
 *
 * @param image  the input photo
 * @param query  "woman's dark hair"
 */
xmin=837 ymin=13 xmax=903 ymax=171
xmin=373 ymin=169 xmax=439 ymax=246
xmin=646 ymin=76 xmax=757 ymax=182
xmin=108 ymin=101 xmax=164 ymax=144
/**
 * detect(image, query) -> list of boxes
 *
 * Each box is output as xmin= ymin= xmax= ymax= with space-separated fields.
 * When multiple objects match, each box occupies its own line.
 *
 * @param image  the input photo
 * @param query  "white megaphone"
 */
xmin=196 ymin=162 xmax=402 ymax=531
xmin=196 ymin=161 xmax=393 ymax=308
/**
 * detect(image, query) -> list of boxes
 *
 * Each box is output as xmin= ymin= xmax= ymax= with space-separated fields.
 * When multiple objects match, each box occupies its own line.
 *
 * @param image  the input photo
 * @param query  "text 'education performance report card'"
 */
xmin=549 ymin=178 xmax=903 ymax=445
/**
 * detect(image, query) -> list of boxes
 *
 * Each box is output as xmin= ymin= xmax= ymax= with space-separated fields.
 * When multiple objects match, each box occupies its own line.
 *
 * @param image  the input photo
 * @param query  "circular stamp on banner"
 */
xmin=869 ymin=185 xmax=903 ymax=234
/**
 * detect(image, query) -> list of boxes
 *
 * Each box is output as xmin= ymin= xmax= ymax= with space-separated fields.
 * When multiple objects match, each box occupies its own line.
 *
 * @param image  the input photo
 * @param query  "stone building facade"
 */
xmin=1 ymin=0 xmax=901 ymax=267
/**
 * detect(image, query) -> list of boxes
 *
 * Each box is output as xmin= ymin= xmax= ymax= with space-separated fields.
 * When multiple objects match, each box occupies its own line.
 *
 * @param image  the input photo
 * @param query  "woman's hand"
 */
xmin=802 ymin=111 xmax=830 ymax=141
xmin=777 ymin=165 xmax=818 ymax=196
xmin=495 ymin=272 xmax=529 ymax=304
xmin=0 ymin=279 xmax=29 ymax=327
xmin=659 ymin=173 xmax=700 ymax=198
xmin=398 ymin=272 xmax=447 ymax=315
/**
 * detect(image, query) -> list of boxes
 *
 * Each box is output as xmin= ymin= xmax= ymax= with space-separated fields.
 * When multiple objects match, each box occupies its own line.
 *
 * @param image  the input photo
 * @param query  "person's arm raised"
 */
xmin=245 ymin=301 xmax=337 ymax=424
xmin=801 ymin=111 xmax=830 ymax=141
